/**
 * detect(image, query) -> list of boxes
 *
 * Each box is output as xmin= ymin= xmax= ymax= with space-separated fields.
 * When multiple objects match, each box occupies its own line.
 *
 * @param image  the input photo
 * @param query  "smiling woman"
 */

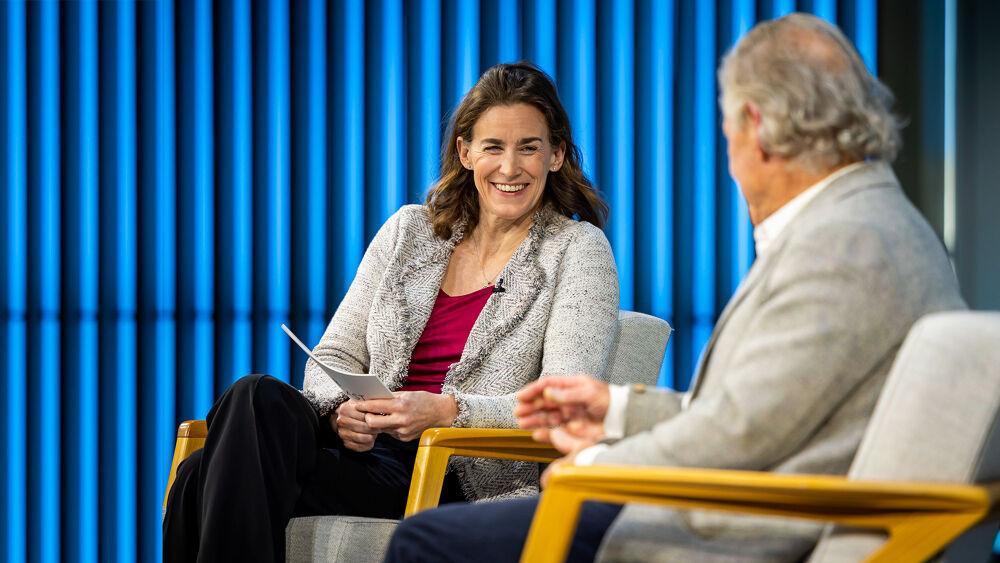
xmin=162 ymin=62 xmax=621 ymax=563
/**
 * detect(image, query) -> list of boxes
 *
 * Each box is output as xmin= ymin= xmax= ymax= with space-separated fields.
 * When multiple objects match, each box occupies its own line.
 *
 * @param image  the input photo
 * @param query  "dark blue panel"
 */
xmin=59 ymin=2 xmax=99 ymax=560
xmin=252 ymin=0 xmax=290 ymax=380
xmin=291 ymin=0 xmax=327 ymax=387
xmin=760 ymin=0 xmax=795 ymax=19
xmin=802 ymin=0 xmax=837 ymax=21
xmin=98 ymin=1 xmax=138 ymax=560
xmin=598 ymin=0 xmax=635 ymax=309
xmin=716 ymin=0 xmax=756 ymax=314
xmin=26 ymin=2 xmax=60 ymax=561
xmin=442 ymin=0 xmax=479 ymax=116
xmin=558 ymin=0 xmax=598 ymax=182
xmin=365 ymin=0 xmax=406 ymax=242
xmin=523 ymin=0 xmax=557 ymax=76
xmin=481 ymin=0 xmax=521 ymax=67
xmin=406 ymin=0 xmax=440 ymax=205
xmin=329 ymin=0 xmax=365 ymax=303
xmin=137 ymin=0 xmax=176 ymax=560
xmin=216 ymin=0 xmax=253 ymax=390
xmin=3 ymin=2 xmax=28 ymax=560
xmin=840 ymin=0 xmax=877 ymax=72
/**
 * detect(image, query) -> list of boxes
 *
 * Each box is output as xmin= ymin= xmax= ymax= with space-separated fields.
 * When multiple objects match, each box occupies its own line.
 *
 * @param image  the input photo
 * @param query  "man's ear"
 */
xmin=745 ymin=103 xmax=769 ymax=161
xmin=457 ymin=137 xmax=473 ymax=170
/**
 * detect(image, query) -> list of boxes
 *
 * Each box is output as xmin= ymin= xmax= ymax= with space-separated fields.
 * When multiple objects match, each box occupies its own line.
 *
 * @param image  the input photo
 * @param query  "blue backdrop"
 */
xmin=0 ymin=0 xmax=876 ymax=561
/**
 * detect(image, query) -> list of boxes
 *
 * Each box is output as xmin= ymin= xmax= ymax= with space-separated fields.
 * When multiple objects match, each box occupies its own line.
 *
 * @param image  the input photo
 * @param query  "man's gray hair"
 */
xmin=718 ymin=13 xmax=901 ymax=171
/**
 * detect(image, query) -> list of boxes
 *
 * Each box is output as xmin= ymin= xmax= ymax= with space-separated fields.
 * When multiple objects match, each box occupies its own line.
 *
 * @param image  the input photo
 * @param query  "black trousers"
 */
xmin=384 ymin=497 xmax=622 ymax=563
xmin=163 ymin=375 xmax=464 ymax=563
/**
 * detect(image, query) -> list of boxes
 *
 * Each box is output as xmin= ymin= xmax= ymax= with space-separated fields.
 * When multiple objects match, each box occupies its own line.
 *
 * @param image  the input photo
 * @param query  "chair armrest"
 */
xmin=162 ymin=420 xmax=208 ymax=517
xmin=404 ymin=428 xmax=561 ymax=517
xmin=521 ymin=464 xmax=1000 ymax=563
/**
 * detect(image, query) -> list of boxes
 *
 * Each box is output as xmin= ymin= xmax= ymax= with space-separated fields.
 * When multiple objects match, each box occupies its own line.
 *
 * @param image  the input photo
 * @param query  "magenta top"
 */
xmin=401 ymin=285 xmax=494 ymax=393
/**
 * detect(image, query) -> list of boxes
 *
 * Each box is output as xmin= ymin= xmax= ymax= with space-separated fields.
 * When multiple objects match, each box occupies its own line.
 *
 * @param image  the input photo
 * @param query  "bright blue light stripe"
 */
xmin=640 ymin=0 xmax=675 ymax=388
xmin=336 ymin=0 xmax=365 ymax=298
xmin=525 ymin=0 xmax=556 ymax=77
xmin=5 ymin=2 xmax=27 ymax=561
xmin=265 ymin=0 xmax=290 ymax=378
xmin=853 ymin=0 xmax=877 ymax=73
xmin=384 ymin=0 xmax=405 ymax=226
xmin=77 ymin=3 xmax=99 ymax=561
xmin=449 ymin=0 xmax=479 ymax=112
xmin=602 ymin=0 xmax=635 ymax=310
xmin=560 ymin=0 xmax=597 ymax=182
xmin=306 ymin=0 xmax=327 ymax=322
xmin=692 ymin=0 xmax=717 ymax=383
xmin=36 ymin=3 xmax=60 ymax=561
xmin=116 ymin=2 xmax=138 ymax=561
xmin=232 ymin=0 xmax=252 ymax=384
xmin=496 ymin=0 xmax=520 ymax=63
xmin=193 ymin=0 xmax=214 ymax=414
xmin=727 ymin=0 xmax=756 ymax=297
xmin=409 ymin=0 xmax=440 ymax=205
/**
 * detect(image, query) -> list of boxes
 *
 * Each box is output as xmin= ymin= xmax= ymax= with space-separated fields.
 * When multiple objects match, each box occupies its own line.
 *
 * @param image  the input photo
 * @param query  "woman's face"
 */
xmin=458 ymin=103 xmax=565 ymax=226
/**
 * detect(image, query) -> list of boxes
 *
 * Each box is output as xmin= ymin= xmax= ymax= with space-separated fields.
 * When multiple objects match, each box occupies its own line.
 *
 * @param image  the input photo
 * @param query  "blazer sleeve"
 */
xmin=450 ymin=222 xmax=621 ymax=428
xmin=301 ymin=209 xmax=406 ymax=416
xmin=594 ymin=222 xmax=907 ymax=469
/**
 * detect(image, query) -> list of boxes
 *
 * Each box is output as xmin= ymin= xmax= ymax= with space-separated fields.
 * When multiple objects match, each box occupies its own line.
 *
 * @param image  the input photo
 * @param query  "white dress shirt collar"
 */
xmin=752 ymin=161 xmax=866 ymax=256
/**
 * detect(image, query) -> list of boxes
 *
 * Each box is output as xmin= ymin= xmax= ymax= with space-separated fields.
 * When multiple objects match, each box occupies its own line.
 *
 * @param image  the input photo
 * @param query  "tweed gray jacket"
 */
xmin=301 ymin=204 xmax=620 ymax=502
xmin=593 ymin=162 xmax=966 ymax=562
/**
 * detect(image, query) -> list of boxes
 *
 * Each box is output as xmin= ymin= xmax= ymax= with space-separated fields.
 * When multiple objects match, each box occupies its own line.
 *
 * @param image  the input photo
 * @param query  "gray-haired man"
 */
xmin=385 ymin=13 xmax=965 ymax=563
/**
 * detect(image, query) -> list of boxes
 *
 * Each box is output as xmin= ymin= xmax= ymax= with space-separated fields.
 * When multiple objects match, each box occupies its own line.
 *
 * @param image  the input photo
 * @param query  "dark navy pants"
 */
xmin=384 ymin=496 xmax=621 ymax=563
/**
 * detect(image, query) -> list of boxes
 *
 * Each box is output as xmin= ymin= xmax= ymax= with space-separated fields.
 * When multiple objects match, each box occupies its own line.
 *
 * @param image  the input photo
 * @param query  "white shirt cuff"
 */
xmin=602 ymin=384 xmax=630 ymax=440
xmin=573 ymin=444 xmax=610 ymax=466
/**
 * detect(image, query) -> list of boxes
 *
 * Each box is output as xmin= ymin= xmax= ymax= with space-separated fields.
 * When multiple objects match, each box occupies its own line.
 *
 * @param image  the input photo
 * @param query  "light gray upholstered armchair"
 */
xmin=164 ymin=310 xmax=672 ymax=562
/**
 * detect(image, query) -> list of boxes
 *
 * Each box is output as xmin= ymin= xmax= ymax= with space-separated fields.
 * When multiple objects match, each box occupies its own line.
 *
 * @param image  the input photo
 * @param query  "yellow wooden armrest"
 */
xmin=522 ymin=464 xmax=1000 ymax=563
xmin=162 ymin=420 xmax=208 ymax=516
xmin=404 ymin=428 xmax=561 ymax=516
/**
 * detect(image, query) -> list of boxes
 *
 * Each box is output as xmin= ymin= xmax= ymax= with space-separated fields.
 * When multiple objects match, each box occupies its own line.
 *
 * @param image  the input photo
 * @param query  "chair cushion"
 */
xmin=286 ymin=515 xmax=397 ymax=563
xmin=604 ymin=311 xmax=672 ymax=386
xmin=809 ymin=311 xmax=1000 ymax=562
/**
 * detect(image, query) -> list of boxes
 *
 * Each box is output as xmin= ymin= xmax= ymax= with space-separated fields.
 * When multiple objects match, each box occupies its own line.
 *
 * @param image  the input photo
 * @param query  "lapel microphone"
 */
xmin=492 ymin=278 xmax=506 ymax=294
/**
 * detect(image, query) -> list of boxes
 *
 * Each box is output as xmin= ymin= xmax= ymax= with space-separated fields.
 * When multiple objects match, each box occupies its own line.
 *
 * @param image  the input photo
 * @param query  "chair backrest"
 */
xmin=602 ymin=311 xmax=672 ymax=387
xmin=810 ymin=311 xmax=1000 ymax=562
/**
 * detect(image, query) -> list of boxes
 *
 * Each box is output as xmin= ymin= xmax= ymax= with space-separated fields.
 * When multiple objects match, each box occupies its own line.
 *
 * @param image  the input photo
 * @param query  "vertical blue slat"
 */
xmin=558 ymin=0 xmax=598 ymax=182
xmin=481 ymin=0 xmax=520 ymax=67
xmin=61 ymin=2 xmax=99 ymax=560
xmin=3 ymin=2 xmax=28 ymax=561
xmin=290 ymin=0 xmax=327 ymax=386
xmin=760 ymin=0 xmax=795 ymax=19
xmin=365 ymin=0 xmax=406 ymax=241
xmin=330 ymin=0 xmax=365 ymax=302
xmin=803 ymin=0 xmax=837 ymax=22
xmin=137 ymin=0 xmax=175 ymax=560
xmin=407 ymin=0 xmax=440 ymax=205
xmin=442 ymin=0 xmax=479 ymax=116
xmin=849 ymin=0 xmax=877 ymax=73
xmin=99 ymin=1 xmax=137 ymax=560
xmin=253 ymin=0 xmax=290 ymax=378
xmin=28 ymin=2 xmax=60 ymax=562
xmin=635 ymin=0 xmax=675 ymax=387
xmin=598 ymin=0 xmax=634 ymax=309
xmin=523 ymin=0 xmax=556 ymax=77
xmin=691 ymin=0 xmax=717 ymax=391
xmin=717 ymin=0 xmax=756 ymax=311
xmin=193 ymin=0 xmax=214 ymax=415
xmin=217 ymin=0 xmax=252 ymax=389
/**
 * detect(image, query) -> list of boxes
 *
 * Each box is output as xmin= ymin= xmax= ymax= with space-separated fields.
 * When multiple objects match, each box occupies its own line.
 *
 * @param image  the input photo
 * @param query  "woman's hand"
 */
xmin=356 ymin=392 xmax=458 ymax=442
xmin=333 ymin=400 xmax=379 ymax=452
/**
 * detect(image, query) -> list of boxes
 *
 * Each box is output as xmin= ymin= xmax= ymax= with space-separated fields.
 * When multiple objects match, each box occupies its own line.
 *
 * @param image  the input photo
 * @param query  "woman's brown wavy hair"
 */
xmin=426 ymin=62 xmax=608 ymax=240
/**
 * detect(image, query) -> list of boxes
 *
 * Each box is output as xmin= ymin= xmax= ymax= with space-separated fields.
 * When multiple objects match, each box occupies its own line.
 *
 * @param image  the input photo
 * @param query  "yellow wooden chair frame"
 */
xmin=164 ymin=424 xmax=999 ymax=562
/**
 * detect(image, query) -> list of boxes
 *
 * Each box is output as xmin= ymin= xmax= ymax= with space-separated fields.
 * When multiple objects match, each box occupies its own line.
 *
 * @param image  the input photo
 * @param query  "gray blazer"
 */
xmin=594 ymin=162 xmax=966 ymax=562
xmin=301 ymin=204 xmax=620 ymax=502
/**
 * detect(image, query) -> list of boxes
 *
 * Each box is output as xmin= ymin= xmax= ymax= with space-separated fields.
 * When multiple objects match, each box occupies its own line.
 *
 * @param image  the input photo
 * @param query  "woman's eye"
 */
xmin=520 ymin=145 xmax=540 ymax=154
xmin=483 ymin=145 xmax=503 ymax=154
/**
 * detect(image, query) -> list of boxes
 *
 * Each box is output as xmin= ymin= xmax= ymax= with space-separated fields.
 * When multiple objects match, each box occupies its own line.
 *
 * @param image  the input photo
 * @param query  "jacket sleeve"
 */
xmin=301 ymin=208 xmax=407 ymax=416
xmin=450 ymin=222 xmax=621 ymax=428
xmin=594 ymin=223 xmax=908 ymax=469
